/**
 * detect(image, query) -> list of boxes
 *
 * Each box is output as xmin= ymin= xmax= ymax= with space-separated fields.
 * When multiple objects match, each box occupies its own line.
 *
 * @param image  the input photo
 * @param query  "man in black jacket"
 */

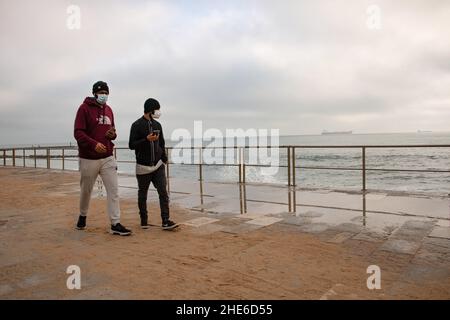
xmin=129 ymin=98 xmax=177 ymax=230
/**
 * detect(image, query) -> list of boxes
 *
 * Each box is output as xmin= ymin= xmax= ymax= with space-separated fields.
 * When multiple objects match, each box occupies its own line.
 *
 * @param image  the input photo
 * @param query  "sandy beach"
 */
xmin=0 ymin=167 xmax=449 ymax=299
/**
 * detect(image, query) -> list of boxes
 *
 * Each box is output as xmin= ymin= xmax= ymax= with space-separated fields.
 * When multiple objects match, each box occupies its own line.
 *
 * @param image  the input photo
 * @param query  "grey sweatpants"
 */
xmin=79 ymin=156 xmax=120 ymax=225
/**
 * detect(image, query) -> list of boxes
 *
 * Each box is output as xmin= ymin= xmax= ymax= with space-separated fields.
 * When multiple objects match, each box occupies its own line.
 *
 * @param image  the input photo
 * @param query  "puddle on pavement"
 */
xmin=115 ymin=175 xmax=450 ymax=234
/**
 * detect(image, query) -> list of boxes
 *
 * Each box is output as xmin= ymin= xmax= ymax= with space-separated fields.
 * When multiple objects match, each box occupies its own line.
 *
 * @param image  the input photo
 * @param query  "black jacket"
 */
xmin=129 ymin=116 xmax=168 ymax=166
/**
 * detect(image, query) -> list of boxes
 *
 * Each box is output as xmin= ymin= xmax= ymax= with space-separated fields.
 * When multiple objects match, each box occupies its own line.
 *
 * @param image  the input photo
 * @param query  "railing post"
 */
xmin=292 ymin=147 xmax=296 ymax=187
xmin=199 ymin=177 xmax=204 ymax=209
xmin=292 ymin=147 xmax=297 ymax=213
xmin=239 ymin=178 xmax=247 ymax=214
xmin=243 ymin=180 xmax=247 ymax=213
xmin=62 ymin=148 xmax=65 ymax=170
xmin=237 ymin=152 xmax=245 ymax=212
xmin=198 ymin=147 xmax=203 ymax=182
xmin=238 ymin=148 xmax=242 ymax=184
xmin=34 ymin=148 xmax=37 ymax=168
xmin=23 ymin=149 xmax=25 ymax=167
xmin=287 ymin=147 xmax=291 ymax=186
xmin=238 ymin=147 xmax=245 ymax=184
xmin=46 ymin=148 xmax=50 ymax=169
xmin=3 ymin=149 xmax=5 ymax=166
xmin=12 ymin=149 xmax=15 ymax=167
xmin=239 ymin=184 xmax=244 ymax=214
xmin=242 ymin=148 xmax=246 ymax=185
xmin=362 ymin=193 xmax=366 ymax=227
xmin=166 ymin=147 xmax=170 ymax=194
xmin=287 ymin=147 xmax=292 ymax=212
xmin=362 ymin=147 xmax=366 ymax=191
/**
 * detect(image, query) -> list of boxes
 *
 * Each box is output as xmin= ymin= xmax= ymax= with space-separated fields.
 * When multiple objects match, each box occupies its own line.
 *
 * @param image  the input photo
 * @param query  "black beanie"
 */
xmin=92 ymin=81 xmax=109 ymax=94
xmin=144 ymin=98 xmax=160 ymax=113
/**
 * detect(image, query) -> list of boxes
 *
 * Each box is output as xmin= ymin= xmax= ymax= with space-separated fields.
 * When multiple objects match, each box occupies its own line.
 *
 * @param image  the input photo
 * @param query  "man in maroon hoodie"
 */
xmin=74 ymin=81 xmax=131 ymax=236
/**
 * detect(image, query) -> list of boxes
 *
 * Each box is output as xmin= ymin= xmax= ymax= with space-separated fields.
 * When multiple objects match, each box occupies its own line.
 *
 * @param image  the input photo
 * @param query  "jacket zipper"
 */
xmin=148 ymin=120 xmax=155 ymax=164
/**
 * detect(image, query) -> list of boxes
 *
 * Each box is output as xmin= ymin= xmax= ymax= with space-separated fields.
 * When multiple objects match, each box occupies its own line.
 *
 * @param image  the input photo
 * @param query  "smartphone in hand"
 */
xmin=147 ymin=129 xmax=160 ymax=142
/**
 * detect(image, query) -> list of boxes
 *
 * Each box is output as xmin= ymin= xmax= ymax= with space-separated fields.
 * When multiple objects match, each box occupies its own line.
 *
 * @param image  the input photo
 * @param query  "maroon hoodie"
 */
xmin=74 ymin=97 xmax=117 ymax=159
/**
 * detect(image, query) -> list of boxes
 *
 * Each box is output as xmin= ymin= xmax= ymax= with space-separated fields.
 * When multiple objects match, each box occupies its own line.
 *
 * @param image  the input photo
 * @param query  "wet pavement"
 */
xmin=117 ymin=173 xmax=450 ymax=243
xmin=114 ymin=173 xmax=450 ymax=268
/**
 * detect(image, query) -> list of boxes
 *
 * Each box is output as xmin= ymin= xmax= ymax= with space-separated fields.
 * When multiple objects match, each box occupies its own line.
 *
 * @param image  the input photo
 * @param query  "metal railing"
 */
xmin=1 ymin=144 xmax=448 ymax=221
xmin=1 ymin=144 xmax=449 ymax=195
xmin=0 ymin=145 xmax=79 ymax=170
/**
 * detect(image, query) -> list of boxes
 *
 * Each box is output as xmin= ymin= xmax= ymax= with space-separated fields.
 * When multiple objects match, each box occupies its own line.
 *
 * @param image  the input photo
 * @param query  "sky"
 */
xmin=0 ymin=0 xmax=449 ymax=146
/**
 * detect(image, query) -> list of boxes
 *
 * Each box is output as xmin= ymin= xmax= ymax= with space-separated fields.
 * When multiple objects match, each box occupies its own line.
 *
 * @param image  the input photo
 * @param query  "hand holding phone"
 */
xmin=105 ymin=126 xmax=116 ymax=139
xmin=147 ymin=133 xmax=159 ymax=142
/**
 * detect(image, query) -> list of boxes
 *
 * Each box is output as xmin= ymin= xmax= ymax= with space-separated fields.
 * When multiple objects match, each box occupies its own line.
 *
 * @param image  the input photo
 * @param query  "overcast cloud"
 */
xmin=0 ymin=0 xmax=449 ymax=145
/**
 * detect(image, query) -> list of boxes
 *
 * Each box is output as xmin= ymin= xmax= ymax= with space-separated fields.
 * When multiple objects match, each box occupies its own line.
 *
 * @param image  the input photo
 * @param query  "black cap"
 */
xmin=144 ymin=98 xmax=160 ymax=114
xmin=92 ymin=81 xmax=109 ymax=94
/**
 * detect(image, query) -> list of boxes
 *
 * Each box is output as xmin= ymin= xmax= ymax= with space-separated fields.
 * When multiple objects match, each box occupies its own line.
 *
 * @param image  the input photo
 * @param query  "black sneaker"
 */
xmin=76 ymin=215 xmax=86 ymax=230
xmin=140 ymin=215 xmax=149 ymax=229
xmin=162 ymin=220 xmax=178 ymax=231
xmin=110 ymin=223 xmax=132 ymax=236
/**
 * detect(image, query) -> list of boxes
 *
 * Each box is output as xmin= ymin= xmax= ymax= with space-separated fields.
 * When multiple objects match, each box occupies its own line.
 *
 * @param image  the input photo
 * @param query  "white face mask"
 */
xmin=152 ymin=110 xmax=161 ymax=119
xmin=96 ymin=94 xmax=108 ymax=105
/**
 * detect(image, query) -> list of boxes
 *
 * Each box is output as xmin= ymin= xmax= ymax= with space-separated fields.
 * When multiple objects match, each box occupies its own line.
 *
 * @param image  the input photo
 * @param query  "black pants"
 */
xmin=136 ymin=165 xmax=169 ymax=221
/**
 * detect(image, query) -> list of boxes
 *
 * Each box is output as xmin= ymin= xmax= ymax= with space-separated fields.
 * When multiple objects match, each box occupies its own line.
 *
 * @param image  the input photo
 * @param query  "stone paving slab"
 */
xmin=214 ymin=217 xmax=248 ymax=226
xmin=379 ymin=239 xmax=422 ymax=255
xmin=296 ymin=223 xmax=330 ymax=234
xmin=400 ymin=264 xmax=450 ymax=284
xmin=189 ymin=223 xmax=227 ymax=235
xmin=16 ymin=274 xmax=51 ymax=289
xmin=236 ymin=212 xmax=270 ymax=219
xmin=246 ymin=217 xmax=283 ymax=227
xmin=422 ymin=237 xmax=450 ymax=250
xmin=0 ymin=284 xmax=14 ymax=296
xmin=192 ymin=201 xmax=222 ymax=210
xmin=220 ymin=223 xmax=264 ymax=234
xmin=436 ymin=220 xmax=450 ymax=227
xmin=390 ymin=220 xmax=436 ymax=242
xmin=330 ymin=223 xmax=364 ymax=234
xmin=279 ymin=215 xmax=312 ymax=226
xmin=181 ymin=217 xmax=220 ymax=227
xmin=429 ymin=226 xmax=450 ymax=239
xmin=402 ymin=220 xmax=436 ymax=230
xmin=0 ymin=251 xmax=38 ymax=268
xmin=326 ymin=232 xmax=355 ymax=244
xmin=352 ymin=231 xmax=387 ymax=243
xmin=298 ymin=211 xmax=324 ymax=218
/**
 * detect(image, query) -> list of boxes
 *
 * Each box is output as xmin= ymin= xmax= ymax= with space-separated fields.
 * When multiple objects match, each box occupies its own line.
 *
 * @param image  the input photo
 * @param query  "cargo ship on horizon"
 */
xmin=321 ymin=130 xmax=353 ymax=135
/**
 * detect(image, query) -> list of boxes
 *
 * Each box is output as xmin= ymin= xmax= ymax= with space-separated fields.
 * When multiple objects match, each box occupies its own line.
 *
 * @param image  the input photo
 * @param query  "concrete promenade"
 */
xmin=0 ymin=167 xmax=449 ymax=299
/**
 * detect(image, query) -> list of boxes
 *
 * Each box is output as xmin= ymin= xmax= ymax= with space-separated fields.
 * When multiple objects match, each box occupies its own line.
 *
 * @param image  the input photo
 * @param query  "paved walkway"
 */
xmin=0 ymin=167 xmax=449 ymax=299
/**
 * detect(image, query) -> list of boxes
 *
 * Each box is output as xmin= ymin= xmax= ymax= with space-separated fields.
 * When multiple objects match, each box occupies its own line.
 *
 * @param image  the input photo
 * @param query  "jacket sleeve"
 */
xmin=129 ymin=122 xmax=147 ymax=150
xmin=159 ymin=127 xmax=168 ymax=163
xmin=107 ymin=109 xmax=117 ymax=141
xmin=74 ymin=106 xmax=98 ymax=150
